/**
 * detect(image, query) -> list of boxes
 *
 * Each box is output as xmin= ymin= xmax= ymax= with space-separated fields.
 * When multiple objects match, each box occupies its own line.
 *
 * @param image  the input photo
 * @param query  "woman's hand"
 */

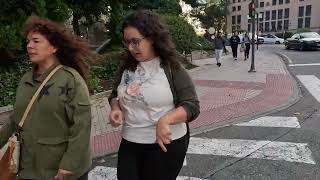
xmin=109 ymin=110 xmax=123 ymax=127
xmin=54 ymin=169 xmax=73 ymax=180
xmin=156 ymin=115 xmax=172 ymax=152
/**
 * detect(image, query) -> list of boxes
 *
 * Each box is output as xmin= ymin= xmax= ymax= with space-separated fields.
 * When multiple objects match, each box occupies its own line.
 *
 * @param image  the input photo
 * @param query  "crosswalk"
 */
xmin=89 ymin=116 xmax=316 ymax=180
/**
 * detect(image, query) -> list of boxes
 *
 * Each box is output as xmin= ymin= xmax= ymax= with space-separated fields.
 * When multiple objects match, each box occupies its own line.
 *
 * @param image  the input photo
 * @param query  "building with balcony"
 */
xmin=227 ymin=0 xmax=320 ymax=34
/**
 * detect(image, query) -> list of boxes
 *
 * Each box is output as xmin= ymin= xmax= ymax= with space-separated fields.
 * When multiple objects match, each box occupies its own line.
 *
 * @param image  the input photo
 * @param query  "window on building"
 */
xmin=277 ymin=21 xmax=283 ymax=31
xmin=260 ymin=12 xmax=264 ymax=21
xmin=265 ymin=22 xmax=270 ymax=32
xmin=266 ymin=11 xmax=270 ymax=20
xmin=299 ymin=0 xmax=304 ymax=1
xmin=305 ymin=17 xmax=311 ymax=28
xmin=272 ymin=0 xmax=276 ymax=5
xmin=284 ymin=8 xmax=290 ymax=18
xmin=306 ymin=5 xmax=312 ymax=16
xmin=238 ymin=0 xmax=241 ymax=2
xmin=279 ymin=0 xmax=283 ymax=5
xmin=266 ymin=2 xmax=270 ymax=6
xmin=248 ymin=19 xmax=252 ymax=23
xmin=233 ymin=6 xmax=236 ymax=12
xmin=278 ymin=9 xmax=283 ymax=19
xmin=238 ymin=6 xmax=241 ymax=11
xmin=272 ymin=10 xmax=277 ymax=20
xmin=299 ymin=6 xmax=304 ymax=17
xmin=237 ymin=25 xmax=241 ymax=30
xmin=233 ymin=0 xmax=236 ymax=3
xmin=259 ymin=23 xmax=264 ymax=32
xmin=284 ymin=20 xmax=289 ymax=30
xmin=271 ymin=21 xmax=276 ymax=31
xmin=237 ymin=15 xmax=241 ymax=24
xmin=232 ymin=16 xmax=236 ymax=24
xmin=285 ymin=0 xmax=290 ymax=3
xmin=248 ymin=24 xmax=251 ymax=32
xmin=260 ymin=2 xmax=264 ymax=7
xmin=298 ymin=18 xmax=303 ymax=28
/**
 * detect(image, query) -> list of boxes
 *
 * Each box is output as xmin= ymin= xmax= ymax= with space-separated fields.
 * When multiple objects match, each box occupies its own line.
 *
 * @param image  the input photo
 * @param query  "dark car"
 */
xmin=285 ymin=32 xmax=320 ymax=50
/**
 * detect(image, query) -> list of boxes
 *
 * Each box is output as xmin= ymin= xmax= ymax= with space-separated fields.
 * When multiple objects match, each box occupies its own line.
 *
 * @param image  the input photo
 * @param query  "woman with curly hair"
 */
xmin=108 ymin=10 xmax=200 ymax=180
xmin=0 ymin=15 xmax=95 ymax=180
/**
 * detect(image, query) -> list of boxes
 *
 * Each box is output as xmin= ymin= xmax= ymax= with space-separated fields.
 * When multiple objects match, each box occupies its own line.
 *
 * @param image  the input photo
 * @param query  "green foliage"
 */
xmin=0 ymin=55 xmax=32 ymax=106
xmin=190 ymin=0 xmax=226 ymax=31
xmin=274 ymin=32 xmax=294 ymax=39
xmin=161 ymin=15 xmax=198 ymax=54
xmin=195 ymin=36 xmax=213 ymax=50
xmin=296 ymin=28 xmax=311 ymax=33
xmin=89 ymin=50 xmax=126 ymax=93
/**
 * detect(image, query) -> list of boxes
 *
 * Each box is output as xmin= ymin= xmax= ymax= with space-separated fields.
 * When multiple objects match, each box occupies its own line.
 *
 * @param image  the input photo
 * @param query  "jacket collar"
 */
xmin=24 ymin=63 xmax=61 ymax=86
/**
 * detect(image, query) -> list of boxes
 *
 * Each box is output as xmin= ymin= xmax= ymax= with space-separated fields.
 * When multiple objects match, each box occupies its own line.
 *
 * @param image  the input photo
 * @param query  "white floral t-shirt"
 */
xmin=117 ymin=57 xmax=187 ymax=144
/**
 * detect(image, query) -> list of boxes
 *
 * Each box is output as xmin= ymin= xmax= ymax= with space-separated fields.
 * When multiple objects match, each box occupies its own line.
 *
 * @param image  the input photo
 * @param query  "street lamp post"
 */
xmin=249 ymin=0 xmax=256 ymax=73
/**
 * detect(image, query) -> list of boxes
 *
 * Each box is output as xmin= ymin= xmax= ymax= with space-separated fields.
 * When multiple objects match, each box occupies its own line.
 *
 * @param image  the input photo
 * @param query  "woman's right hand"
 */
xmin=109 ymin=110 xmax=123 ymax=127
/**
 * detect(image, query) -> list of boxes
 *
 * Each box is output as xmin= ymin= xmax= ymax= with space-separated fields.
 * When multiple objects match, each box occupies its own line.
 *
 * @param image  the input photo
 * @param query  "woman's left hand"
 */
xmin=54 ymin=169 xmax=74 ymax=180
xmin=156 ymin=115 xmax=172 ymax=152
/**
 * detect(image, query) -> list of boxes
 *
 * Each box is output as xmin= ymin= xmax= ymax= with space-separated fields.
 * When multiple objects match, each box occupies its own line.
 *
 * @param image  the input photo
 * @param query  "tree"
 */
xmin=190 ymin=0 xmax=226 ymax=32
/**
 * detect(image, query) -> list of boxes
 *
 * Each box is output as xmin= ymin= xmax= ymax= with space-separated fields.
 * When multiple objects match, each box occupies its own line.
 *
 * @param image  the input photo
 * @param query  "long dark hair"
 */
xmin=23 ymin=15 xmax=96 ymax=81
xmin=121 ymin=10 xmax=181 ymax=72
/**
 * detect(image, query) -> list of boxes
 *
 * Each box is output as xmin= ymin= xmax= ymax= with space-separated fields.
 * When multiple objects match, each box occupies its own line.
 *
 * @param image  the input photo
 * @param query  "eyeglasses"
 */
xmin=122 ymin=37 xmax=145 ymax=49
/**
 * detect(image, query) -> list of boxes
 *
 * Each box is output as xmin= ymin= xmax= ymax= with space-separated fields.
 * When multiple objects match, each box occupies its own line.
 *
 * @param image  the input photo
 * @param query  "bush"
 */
xmin=274 ymin=32 xmax=294 ymax=39
xmin=0 ymin=55 xmax=32 ymax=106
xmin=296 ymin=28 xmax=311 ymax=33
xmin=160 ymin=15 xmax=198 ymax=54
xmin=89 ymin=50 xmax=126 ymax=93
xmin=195 ymin=36 xmax=214 ymax=50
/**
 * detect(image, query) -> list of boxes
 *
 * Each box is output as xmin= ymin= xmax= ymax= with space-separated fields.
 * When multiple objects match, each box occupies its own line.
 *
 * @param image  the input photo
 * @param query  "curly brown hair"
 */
xmin=121 ymin=10 xmax=181 ymax=72
xmin=23 ymin=15 xmax=96 ymax=81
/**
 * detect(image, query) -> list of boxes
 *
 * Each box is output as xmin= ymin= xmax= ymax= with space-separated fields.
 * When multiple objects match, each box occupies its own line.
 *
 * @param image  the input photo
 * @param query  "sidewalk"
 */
xmin=90 ymin=48 xmax=299 ymax=158
xmin=0 ymin=48 xmax=299 ymax=158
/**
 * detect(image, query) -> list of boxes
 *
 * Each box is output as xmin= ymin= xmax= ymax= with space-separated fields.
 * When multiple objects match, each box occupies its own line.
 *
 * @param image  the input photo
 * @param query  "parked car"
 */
xmin=285 ymin=32 xmax=320 ymax=50
xmin=261 ymin=34 xmax=285 ymax=44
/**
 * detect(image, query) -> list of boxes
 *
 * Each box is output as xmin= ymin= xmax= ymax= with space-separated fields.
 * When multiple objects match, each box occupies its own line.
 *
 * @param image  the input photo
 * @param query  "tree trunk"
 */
xmin=72 ymin=14 xmax=81 ymax=36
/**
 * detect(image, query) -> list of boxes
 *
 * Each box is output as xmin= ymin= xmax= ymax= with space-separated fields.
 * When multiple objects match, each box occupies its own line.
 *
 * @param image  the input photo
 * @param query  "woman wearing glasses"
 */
xmin=108 ymin=10 xmax=200 ymax=180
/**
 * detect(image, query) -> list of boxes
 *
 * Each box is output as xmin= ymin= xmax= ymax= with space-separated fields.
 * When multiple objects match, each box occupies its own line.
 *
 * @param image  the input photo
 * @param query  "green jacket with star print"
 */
xmin=0 ymin=63 xmax=92 ymax=180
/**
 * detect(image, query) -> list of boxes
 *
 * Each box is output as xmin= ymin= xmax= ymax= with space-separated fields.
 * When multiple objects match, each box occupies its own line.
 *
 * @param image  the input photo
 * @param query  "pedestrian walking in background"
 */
xmin=213 ymin=32 xmax=226 ymax=67
xmin=229 ymin=32 xmax=240 ymax=60
xmin=108 ymin=10 xmax=200 ymax=180
xmin=242 ymin=33 xmax=251 ymax=60
xmin=0 ymin=15 xmax=95 ymax=180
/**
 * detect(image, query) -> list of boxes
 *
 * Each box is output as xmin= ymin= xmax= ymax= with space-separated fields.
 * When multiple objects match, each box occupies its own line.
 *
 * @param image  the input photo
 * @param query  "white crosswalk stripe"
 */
xmin=89 ymin=116 xmax=316 ymax=179
xmin=234 ymin=116 xmax=300 ymax=128
xmin=297 ymin=75 xmax=320 ymax=103
xmin=89 ymin=166 xmax=209 ymax=180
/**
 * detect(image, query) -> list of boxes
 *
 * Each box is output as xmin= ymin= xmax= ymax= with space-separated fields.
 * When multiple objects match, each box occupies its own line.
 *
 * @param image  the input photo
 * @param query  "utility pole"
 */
xmin=249 ymin=0 xmax=256 ymax=72
xmin=256 ymin=12 xmax=259 ymax=50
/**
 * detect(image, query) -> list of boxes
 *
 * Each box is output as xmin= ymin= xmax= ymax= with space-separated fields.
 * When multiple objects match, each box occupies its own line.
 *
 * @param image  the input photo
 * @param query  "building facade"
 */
xmin=227 ymin=0 xmax=320 ymax=34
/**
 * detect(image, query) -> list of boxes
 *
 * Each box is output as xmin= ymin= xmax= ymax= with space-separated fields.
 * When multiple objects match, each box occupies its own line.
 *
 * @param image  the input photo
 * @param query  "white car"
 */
xmin=261 ymin=34 xmax=285 ymax=44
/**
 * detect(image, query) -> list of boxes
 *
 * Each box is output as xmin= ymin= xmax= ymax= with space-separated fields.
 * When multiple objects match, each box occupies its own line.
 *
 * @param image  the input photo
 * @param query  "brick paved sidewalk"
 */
xmin=0 ymin=48 xmax=299 ymax=158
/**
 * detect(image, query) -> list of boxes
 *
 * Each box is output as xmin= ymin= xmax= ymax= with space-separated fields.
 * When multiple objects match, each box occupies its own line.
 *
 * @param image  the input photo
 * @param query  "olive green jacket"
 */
xmin=0 ymin=64 xmax=91 ymax=179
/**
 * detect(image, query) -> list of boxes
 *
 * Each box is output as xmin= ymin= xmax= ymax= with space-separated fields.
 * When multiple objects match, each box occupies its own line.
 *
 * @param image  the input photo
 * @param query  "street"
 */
xmin=89 ymin=45 xmax=320 ymax=180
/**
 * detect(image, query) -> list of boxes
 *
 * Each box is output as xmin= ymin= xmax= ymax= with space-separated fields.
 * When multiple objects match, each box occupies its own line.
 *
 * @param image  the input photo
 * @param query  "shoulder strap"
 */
xmin=18 ymin=65 xmax=63 ymax=127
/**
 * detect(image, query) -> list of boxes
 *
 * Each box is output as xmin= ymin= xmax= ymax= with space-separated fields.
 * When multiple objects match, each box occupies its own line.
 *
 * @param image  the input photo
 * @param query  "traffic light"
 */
xmin=249 ymin=2 xmax=256 ymax=18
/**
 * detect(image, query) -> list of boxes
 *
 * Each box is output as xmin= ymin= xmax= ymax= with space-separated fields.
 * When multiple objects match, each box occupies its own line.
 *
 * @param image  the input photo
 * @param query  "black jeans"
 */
xmin=117 ymin=134 xmax=189 ymax=180
xmin=245 ymin=43 xmax=250 ymax=58
xmin=231 ymin=45 xmax=238 ymax=58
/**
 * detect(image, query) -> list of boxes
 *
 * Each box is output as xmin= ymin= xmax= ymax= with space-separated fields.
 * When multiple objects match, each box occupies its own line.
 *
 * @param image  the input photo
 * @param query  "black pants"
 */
xmin=245 ymin=43 xmax=250 ymax=58
xmin=117 ymin=134 xmax=189 ymax=180
xmin=231 ymin=45 xmax=238 ymax=58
